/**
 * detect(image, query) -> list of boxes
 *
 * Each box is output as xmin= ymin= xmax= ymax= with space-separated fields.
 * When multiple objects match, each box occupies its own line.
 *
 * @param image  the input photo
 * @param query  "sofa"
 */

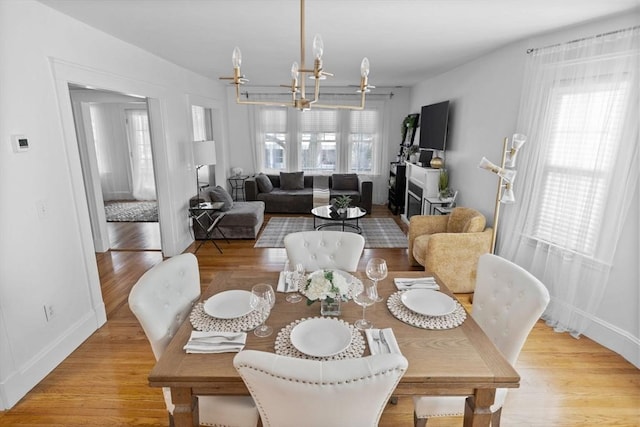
xmin=245 ymin=172 xmax=373 ymax=214
xmin=190 ymin=186 xmax=265 ymax=240
xmin=408 ymin=207 xmax=492 ymax=293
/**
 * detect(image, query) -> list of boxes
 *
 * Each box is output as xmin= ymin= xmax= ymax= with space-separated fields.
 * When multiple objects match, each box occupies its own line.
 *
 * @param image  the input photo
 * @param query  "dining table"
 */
xmin=148 ymin=270 xmax=520 ymax=427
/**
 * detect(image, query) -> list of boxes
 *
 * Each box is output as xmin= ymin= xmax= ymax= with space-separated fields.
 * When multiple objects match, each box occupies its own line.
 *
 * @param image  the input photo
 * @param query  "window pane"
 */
xmin=260 ymin=108 xmax=287 ymax=171
xmin=531 ymin=84 xmax=627 ymax=255
xmin=300 ymin=111 xmax=338 ymax=172
xmin=191 ymin=105 xmax=206 ymax=141
xmin=349 ymin=110 xmax=378 ymax=173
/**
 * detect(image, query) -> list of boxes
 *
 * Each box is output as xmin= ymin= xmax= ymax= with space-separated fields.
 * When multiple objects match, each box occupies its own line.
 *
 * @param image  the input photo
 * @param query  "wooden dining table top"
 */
xmin=148 ymin=270 xmax=519 ymax=398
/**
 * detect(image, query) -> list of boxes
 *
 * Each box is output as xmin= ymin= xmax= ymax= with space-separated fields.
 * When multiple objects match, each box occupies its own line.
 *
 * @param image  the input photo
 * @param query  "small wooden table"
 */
xmin=149 ymin=271 xmax=519 ymax=427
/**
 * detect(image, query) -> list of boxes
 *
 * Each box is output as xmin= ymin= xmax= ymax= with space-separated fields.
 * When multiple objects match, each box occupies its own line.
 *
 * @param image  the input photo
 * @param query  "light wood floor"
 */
xmin=1 ymin=206 xmax=638 ymax=426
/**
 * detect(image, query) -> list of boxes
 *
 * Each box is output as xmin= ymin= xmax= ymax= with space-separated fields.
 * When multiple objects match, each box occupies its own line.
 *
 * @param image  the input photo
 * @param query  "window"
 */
xmin=530 ymin=82 xmax=628 ymax=256
xmin=125 ymin=109 xmax=156 ymax=200
xmin=191 ymin=105 xmax=208 ymax=141
xmin=255 ymin=105 xmax=382 ymax=175
xmin=300 ymin=110 xmax=338 ymax=172
xmin=261 ymin=108 xmax=288 ymax=172
xmin=349 ymin=110 xmax=378 ymax=172
xmin=191 ymin=105 xmax=215 ymax=187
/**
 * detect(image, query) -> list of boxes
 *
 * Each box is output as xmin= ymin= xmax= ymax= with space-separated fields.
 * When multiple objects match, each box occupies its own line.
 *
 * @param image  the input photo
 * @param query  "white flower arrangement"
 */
xmin=304 ymin=270 xmax=351 ymax=306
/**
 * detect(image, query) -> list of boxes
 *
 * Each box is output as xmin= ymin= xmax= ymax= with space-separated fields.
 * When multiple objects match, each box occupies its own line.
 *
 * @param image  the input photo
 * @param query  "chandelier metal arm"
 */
xmin=222 ymin=0 xmax=370 ymax=110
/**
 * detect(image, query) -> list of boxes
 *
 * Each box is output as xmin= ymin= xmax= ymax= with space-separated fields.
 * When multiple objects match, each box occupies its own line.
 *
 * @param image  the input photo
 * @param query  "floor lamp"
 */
xmin=192 ymin=140 xmax=217 ymax=201
xmin=478 ymin=134 xmax=526 ymax=253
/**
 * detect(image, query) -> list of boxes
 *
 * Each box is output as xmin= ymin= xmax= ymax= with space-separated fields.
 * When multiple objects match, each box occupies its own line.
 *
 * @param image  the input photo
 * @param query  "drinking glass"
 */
xmin=285 ymin=261 xmax=304 ymax=304
xmin=353 ymin=280 xmax=376 ymax=330
xmin=250 ymin=283 xmax=275 ymax=337
xmin=366 ymin=258 xmax=388 ymax=302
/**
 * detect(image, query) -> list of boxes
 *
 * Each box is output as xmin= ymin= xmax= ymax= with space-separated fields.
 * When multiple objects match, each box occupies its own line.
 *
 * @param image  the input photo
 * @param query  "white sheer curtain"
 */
xmin=499 ymin=27 xmax=639 ymax=337
xmin=248 ymin=94 xmax=386 ymax=175
xmin=125 ymin=109 xmax=156 ymax=200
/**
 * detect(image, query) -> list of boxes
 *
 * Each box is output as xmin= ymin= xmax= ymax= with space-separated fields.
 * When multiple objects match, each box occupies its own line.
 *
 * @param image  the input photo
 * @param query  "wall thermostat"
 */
xmin=11 ymin=134 xmax=29 ymax=153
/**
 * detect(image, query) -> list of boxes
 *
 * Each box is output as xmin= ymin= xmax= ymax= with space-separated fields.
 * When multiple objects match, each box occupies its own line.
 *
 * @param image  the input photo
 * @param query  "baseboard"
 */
xmin=584 ymin=315 xmax=640 ymax=369
xmin=0 ymin=310 xmax=101 ymax=409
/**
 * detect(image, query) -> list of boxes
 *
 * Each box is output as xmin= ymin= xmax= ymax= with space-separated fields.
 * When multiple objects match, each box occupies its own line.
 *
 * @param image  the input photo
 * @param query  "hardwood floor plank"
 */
xmin=1 ymin=206 xmax=638 ymax=426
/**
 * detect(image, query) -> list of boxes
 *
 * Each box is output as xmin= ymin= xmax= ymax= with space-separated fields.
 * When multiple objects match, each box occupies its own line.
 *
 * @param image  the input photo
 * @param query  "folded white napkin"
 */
xmin=365 ymin=328 xmax=402 ymax=355
xmin=394 ymin=277 xmax=440 ymax=291
xmin=183 ymin=330 xmax=247 ymax=354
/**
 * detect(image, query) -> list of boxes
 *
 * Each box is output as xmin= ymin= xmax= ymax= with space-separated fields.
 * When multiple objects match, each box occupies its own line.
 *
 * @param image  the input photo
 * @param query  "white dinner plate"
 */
xmin=400 ymin=289 xmax=457 ymax=317
xmin=203 ymin=290 xmax=253 ymax=319
xmin=290 ymin=318 xmax=352 ymax=357
xmin=299 ymin=270 xmax=361 ymax=299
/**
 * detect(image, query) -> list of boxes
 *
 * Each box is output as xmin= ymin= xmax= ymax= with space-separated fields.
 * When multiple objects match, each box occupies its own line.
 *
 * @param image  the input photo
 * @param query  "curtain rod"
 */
xmin=240 ymin=91 xmax=394 ymax=99
xmin=526 ymin=25 xmax=639 ymax=54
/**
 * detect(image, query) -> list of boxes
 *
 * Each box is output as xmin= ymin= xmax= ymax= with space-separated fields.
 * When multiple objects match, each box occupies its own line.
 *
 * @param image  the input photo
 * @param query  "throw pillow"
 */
xmin=208 ymin=185 xmax=234 ymax=211
xmin=255 ymin=173 xmax=274 ymax=193
xmin=280 ymin=171 xmax=304 ymax=190
xmin=332 ymin=173 xmax=359 ymax=191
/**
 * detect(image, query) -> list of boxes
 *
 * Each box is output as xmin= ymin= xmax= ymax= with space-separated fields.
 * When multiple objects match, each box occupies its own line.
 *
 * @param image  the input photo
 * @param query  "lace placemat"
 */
xmin=274 ymin=317 xmax=366 ymax=361
xmin=189 ymin=302 xmax=266 ymax=332
xmin=387 ymin=291 xmax=467 ymax=329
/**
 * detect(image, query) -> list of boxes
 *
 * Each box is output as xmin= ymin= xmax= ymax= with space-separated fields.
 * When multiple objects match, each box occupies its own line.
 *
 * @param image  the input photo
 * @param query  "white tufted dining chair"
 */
xmin=234 ymin=350 xmax=408 ymax=427
xmin=283 ymin=230 xmax=365 ymax=272
xmin=128 ymin=253 xmax=259 ymax=427
xmin=413 ymin=253 xmax=550 ymax=427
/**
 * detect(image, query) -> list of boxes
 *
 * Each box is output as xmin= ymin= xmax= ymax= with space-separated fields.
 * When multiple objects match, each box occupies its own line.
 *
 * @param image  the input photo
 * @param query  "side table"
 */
xmin=423 ymin=197 xmax=451 ymax=215
xmin=227 ymin=175 xmax=250 ymax=201
xmin=189 ymin=201 xmax=228 ymax=254
xmin=434 ymin=206 xmax=453 ymax=215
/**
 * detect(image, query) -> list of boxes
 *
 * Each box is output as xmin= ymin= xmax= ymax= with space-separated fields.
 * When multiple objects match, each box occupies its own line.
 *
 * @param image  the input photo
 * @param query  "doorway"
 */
xmin=69 ymin=85 xmax=161 ymax=252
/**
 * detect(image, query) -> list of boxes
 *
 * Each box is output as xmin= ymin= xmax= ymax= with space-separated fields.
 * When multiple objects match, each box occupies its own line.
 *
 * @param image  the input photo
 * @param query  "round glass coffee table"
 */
xmin=311 ymin=205 xmax=366 ymax=234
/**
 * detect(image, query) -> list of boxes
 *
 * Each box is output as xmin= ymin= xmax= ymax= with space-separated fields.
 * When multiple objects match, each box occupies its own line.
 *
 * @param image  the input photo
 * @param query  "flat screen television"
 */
xmin=418 ymin=100 xmax=450 ymax=151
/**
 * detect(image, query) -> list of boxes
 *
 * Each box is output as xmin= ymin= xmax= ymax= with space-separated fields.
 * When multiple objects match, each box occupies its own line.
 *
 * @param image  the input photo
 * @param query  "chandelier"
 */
xmin=220 ymin=0 xmax=373 ymax=110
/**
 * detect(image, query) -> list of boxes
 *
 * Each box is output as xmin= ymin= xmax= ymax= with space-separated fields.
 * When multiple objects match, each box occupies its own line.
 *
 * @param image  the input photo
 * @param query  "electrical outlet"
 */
xmin=44 ymin=305 xmax=55 ymax=322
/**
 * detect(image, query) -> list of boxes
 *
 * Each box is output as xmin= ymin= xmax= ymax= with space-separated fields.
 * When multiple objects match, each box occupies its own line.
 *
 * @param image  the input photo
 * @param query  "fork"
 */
xmin=371 ymin=331 xmax=383 ymax=353
xmin=378 ymin=329 xmax=391 ymax=353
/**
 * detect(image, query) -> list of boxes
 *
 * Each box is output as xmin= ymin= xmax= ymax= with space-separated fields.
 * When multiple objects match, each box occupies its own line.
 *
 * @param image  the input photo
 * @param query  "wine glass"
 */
xmin=285 ymin=261 xmax=304 ymax=303
xmin=366 ymin=258 xmax=387 ymax=302
xmin=353 ymin=280 xmax=376 ymax=330
xmin=250 ymin=283 xmax=275 ymax=337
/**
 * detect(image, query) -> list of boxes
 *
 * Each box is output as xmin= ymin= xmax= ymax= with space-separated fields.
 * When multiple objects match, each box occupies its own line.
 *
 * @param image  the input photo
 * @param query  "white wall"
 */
xmin=225 ymin=86 xmax=412 ymax=204
xmin=0 ymin=0 xmax=226 ymax=408
xmin=409 ymin=12 xmax=639 ymax=367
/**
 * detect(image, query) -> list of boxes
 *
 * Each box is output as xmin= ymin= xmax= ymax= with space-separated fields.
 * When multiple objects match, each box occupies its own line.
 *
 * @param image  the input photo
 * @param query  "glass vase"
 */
xmin=320 ymin=298 xmax=341 ymax=316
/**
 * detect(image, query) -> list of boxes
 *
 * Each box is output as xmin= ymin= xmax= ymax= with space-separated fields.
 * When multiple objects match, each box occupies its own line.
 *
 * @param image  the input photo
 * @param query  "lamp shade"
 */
xmin=192 ymin=140 xmax=217 ymax=166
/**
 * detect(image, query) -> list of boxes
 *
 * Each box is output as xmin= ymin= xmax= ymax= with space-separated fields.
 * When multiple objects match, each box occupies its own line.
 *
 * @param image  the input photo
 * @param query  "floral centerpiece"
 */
xmin=303 ymin=270 xmax=351 ymax=315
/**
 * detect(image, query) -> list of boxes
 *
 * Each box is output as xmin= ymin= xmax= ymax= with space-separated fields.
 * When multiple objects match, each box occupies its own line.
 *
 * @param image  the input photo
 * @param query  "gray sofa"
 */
xmin=245 ymin=172 xmax=372 ymax=214
xmin=190 ymin=192 xmax=264 ymax=240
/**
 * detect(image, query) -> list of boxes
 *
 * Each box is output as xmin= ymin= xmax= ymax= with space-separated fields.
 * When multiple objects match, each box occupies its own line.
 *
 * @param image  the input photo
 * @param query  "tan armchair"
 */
xmin=408 ymin=207 xmax=492 ymax=293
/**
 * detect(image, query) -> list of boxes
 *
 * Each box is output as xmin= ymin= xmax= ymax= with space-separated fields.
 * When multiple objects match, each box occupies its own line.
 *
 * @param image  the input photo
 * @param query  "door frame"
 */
xmin=50 ymin=58 xmax=180 ymax=316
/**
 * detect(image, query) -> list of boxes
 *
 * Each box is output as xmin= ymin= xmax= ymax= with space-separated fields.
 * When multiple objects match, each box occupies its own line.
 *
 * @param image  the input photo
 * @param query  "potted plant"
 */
xmin=334 ymin=195 xmax=352 ymax=214
xmin=407 ymin=145 xmax=420 ymax=163
xmin=438 ymin=169 xmax=453 ymax=200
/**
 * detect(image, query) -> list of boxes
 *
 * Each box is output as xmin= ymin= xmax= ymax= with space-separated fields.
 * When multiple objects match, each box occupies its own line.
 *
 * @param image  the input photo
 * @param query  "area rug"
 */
xmin=254 ymin=217 xmax=408 ymax=248
xmin=104 ymin=201 xmax=158 ymax=222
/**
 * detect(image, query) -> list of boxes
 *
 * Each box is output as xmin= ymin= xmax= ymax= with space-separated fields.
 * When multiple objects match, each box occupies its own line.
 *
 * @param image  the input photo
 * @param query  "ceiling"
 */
xmin=38 ymin=0 xmax=638 ymax=88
